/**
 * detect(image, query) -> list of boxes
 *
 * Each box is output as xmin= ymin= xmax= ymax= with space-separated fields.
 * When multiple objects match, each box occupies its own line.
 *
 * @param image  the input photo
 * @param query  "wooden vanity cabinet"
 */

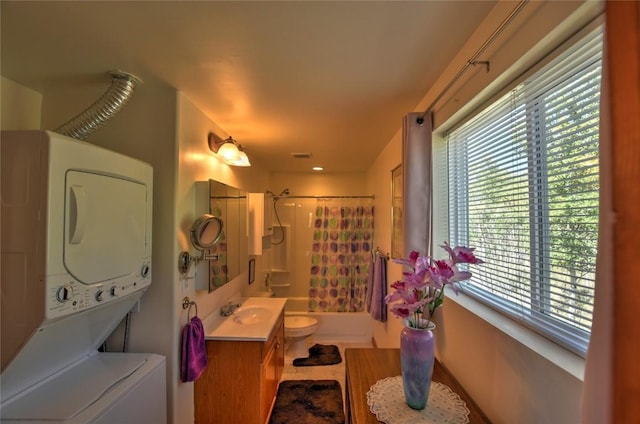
xmin=195 ymin=312 xmax=284 ymax=424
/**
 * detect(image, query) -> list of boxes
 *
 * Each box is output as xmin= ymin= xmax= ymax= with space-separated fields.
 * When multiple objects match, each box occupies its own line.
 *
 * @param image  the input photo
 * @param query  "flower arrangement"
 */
xmin=385 ymin=242 xmax=483 ymax=329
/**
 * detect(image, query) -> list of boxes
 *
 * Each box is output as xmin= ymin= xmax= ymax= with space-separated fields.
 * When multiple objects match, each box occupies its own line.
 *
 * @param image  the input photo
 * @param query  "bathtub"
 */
xmin=283 ymin=297 xmax=373 ymax=344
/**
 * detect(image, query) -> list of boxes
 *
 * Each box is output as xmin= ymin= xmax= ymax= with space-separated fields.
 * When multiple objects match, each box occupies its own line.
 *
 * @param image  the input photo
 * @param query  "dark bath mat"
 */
xmin=293 ymin=344 xmax=342 ymax=367
xmin=269 ymin=379 xmax=345 ymax=424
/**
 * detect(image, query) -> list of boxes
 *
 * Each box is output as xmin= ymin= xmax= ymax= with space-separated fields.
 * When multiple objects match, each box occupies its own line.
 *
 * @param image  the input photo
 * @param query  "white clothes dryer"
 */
xmin=1 ymin=131 xmax=166 ymax=423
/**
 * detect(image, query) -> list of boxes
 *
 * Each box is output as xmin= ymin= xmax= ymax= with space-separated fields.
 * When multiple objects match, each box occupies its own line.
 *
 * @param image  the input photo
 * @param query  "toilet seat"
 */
xmin=284 ymin=316 xmax=318 ymax=338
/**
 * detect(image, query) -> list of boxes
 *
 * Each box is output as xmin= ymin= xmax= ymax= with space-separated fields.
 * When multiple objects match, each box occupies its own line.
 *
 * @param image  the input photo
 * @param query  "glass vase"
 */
xmin=400 ymin=321 xmax=435 ymax=410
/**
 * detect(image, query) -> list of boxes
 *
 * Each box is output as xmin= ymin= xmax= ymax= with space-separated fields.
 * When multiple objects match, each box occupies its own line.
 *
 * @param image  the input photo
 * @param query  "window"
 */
xmin=445 ymin=28 xmax=602 ymax=356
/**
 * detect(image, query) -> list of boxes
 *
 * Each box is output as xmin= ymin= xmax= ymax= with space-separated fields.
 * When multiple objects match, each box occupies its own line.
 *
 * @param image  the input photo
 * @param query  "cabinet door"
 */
xmin=275 ymin=321 xmax=285 ymax=382
xmin=261 ymin=340 xmax=279 ymax=423
xmin=195 ymin=341 xmax=262 ymax=424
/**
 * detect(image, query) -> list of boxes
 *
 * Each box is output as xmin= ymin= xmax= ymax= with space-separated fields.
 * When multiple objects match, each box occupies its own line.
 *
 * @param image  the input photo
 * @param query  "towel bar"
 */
xmin=182 ymin=296 xmax=198 ymax=321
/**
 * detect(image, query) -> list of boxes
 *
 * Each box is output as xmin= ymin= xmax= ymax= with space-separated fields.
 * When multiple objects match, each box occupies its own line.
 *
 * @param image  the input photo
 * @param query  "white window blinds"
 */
xmin=446 ymin=28 xmax=602 ymax=356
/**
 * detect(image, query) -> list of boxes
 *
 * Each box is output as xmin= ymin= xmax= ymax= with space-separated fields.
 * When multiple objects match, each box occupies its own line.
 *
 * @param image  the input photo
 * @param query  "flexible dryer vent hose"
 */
xmin=55 ymin=70 xmax=142 ymax=140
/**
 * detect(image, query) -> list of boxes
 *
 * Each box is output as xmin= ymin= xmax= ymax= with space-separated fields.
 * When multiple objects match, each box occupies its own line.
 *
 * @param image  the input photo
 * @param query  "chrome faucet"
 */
xmin=220 ymin=301 xmax=240 ymax=317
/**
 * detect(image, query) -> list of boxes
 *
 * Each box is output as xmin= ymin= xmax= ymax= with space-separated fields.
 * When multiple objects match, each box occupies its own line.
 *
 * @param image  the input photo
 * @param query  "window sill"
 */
xmin=445 ymin=291 xmax=586 ymax=381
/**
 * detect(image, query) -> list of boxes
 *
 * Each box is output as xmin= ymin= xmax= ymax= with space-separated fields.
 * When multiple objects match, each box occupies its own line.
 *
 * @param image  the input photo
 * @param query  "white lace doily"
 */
xmin=366 ymin=376 xmax=470 ymax=424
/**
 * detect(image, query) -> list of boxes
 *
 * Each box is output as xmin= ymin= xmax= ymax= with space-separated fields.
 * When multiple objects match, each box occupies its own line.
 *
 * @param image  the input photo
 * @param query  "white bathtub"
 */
xmin=283 ymin=297 xmax=373 ymax=344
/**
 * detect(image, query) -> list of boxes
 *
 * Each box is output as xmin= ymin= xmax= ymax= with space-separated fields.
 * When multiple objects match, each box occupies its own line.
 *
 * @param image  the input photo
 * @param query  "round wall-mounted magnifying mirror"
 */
xmin=189 ymin=214 xmax=223 ymax=251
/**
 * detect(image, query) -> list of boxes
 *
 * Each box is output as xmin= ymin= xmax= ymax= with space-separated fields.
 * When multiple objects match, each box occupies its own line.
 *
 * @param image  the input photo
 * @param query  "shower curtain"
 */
xmin=308 ymin=198 xmax=374 ymax=312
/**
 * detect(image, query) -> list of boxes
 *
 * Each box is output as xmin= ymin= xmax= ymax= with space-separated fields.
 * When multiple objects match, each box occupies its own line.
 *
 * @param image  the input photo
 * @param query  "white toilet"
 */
xmin=284 ymin=315 xmax=319 ymax=359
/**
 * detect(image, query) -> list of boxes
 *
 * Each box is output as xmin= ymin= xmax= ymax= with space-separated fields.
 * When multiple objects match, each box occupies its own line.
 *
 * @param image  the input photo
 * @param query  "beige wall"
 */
xmin=1 ymin=76 xmax=42 ymax=129
xmin=364 ymin=128 xmax=406 ymax=346
xmin=174 ymin=92 xmax=271 ymax=423
xmin=366 ymin=1 xmax=602 ymax=423
xmin=269 ymin=172 xmax=366 ymax=197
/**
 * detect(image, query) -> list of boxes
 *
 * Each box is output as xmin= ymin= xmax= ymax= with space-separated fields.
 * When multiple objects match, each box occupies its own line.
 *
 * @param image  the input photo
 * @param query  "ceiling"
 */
xmin=1 ymin=1 xmax=497 ymax=173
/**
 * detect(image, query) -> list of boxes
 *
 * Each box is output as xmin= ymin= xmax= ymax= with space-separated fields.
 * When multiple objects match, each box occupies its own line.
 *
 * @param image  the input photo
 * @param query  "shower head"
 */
xmin=266 ymin=189 xmax=288 ymax=197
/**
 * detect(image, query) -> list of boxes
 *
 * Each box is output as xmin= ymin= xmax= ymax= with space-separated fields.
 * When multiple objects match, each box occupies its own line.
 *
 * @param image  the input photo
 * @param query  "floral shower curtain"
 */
xmin=308 ymin=198 xmax=374 ymax=312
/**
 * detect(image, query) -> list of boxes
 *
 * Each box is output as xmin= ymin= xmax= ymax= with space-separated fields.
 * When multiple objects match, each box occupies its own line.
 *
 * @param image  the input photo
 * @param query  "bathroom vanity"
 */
xmin=195 ymin=297 xmax=286 ymax=424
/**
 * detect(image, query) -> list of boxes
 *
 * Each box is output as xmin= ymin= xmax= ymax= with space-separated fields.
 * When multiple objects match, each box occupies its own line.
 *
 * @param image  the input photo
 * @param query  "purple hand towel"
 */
xmin=181 ymin=316 xmax=207 ymax=382
xmin=368 ymin=253 xmax=388 ymax=322
xmin=366 ymin=257 xmax=375 ymax=311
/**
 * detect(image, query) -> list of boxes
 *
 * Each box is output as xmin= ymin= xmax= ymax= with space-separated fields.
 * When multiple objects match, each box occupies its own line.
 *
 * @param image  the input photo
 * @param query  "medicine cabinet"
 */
xmin=194 ymin=180 xmax=248 ymax=292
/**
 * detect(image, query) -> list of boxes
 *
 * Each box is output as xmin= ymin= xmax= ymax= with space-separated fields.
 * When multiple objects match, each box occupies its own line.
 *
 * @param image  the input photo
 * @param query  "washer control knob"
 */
xmin=110 ymin=286 xmax=118 ymax=297
xmin=95 ymin=290 xmax=104 ymax=302
xmin=56 ymin=285 xmax=72 ymax=302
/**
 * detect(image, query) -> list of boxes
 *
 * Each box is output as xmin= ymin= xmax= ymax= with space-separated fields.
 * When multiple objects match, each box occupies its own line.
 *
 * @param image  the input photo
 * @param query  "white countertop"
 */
xmin=202 ymin=297 xmax=286 ymax=341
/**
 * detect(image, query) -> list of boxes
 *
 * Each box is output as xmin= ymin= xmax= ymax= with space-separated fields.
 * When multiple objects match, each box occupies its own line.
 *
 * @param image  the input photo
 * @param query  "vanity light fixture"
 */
xmin=312 ymin=166 xmax=324 ymax=171
xmin=208 ymin=132 xmax=251 ymax=167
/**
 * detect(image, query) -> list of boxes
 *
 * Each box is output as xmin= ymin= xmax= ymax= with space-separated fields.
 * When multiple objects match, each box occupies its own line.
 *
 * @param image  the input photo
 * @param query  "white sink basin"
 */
xmin=202 ymin=297 xmax=286 ymax=341
xmin=232 ymin=306 xmax=272 ymax=325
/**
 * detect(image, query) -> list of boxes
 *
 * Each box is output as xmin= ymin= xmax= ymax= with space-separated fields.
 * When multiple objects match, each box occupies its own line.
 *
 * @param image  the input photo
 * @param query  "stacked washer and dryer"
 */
xmin=0 ymin=131 xmax=166 ymax=423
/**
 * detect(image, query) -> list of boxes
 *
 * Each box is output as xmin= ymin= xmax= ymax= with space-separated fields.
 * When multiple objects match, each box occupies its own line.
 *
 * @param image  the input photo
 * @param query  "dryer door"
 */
xmin=63 ymin=170 xmax=148 ymax=284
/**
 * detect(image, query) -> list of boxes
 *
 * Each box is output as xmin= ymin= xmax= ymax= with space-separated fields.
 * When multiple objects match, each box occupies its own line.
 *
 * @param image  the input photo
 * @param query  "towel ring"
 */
xmin=182 ymin=297 xmax=198 ymax=321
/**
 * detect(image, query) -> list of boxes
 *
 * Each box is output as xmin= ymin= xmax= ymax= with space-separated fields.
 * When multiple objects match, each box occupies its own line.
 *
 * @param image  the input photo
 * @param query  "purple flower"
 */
xmin=385 ymin=241 xmax=483 ymax=328
xmin=441 ymin=241 xmax=484 ymax=264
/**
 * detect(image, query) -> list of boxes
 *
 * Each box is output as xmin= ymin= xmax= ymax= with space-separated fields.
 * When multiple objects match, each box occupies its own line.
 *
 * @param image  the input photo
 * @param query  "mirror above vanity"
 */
xmin=193 ymin=179 xmax=249 ymax=292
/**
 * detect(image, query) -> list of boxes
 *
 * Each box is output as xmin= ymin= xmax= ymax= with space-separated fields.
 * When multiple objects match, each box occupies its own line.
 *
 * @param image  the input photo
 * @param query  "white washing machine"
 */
xmin=0 ymin=131 xmax=166 ymax=423
xmin=0 ymin=352 xmax=166 ymax=424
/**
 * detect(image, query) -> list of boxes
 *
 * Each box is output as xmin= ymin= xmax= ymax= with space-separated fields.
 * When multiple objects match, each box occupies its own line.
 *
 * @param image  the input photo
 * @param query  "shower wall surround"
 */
xmin=266 ymin=199 xmax=306 ymax=296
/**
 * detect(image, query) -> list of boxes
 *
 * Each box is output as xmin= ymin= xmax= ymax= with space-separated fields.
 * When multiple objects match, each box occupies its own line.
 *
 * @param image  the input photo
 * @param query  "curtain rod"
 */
xmin=273 ymin=195 xmax=375 ymax=200
xmin=417 ymin=0 xmax=529 ymax=125
xmin=211 ymin=195 xmax=247 ymax=199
